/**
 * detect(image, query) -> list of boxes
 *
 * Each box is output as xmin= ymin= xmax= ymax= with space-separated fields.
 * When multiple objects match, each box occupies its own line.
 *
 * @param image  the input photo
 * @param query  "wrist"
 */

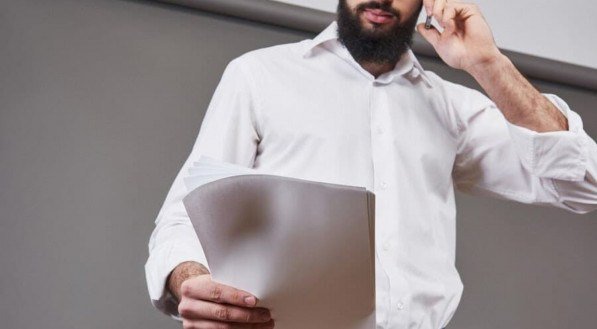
xmin=465 ymin=52 xmax=510 ymax=79
xmin=167 ymin=261 xmax=210 ymax=301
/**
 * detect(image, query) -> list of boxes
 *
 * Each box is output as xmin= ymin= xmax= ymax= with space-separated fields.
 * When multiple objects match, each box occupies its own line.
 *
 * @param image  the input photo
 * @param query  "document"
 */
xmin=182 ymin=156 xmax=376 ymax=329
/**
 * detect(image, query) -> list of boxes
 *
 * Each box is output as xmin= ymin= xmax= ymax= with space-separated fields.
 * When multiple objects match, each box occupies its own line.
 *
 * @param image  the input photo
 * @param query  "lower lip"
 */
xmin=363 ymin=10 xmax=395 ymax=24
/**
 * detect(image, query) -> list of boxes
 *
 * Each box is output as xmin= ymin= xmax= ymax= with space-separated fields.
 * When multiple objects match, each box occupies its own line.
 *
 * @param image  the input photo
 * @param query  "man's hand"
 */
xmin=417 ymin=0 xmax=502 ymax=74
xmin=416 ymin=0 xmax=568 ymax=132
xmin=169 ymin=261 xmax=274 ymax=329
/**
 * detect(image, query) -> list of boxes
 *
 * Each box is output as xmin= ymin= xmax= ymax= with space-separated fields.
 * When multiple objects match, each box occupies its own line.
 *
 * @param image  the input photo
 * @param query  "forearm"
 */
xmin=467 ymin=54 xmax=569 ymax=133
xmin=167 ymin=261 xmax=210 ymax=301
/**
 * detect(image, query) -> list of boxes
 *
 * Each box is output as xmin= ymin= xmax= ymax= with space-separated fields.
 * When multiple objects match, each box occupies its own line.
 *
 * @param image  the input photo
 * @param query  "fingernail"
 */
xmin=244 ymin=296 xmax=256 ymax=306
xmin=260 ymin=309 xmax=271 ymax=321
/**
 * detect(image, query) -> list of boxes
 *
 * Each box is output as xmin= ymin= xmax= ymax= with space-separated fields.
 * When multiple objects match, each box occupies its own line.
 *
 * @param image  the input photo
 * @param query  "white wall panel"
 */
xmin=271 ymin=0 xmax=597 ymax=69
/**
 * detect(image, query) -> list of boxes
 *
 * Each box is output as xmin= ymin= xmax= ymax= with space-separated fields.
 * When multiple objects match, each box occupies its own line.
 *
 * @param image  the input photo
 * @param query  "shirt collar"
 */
xmin=302 ymin=20 xmax=432 ymax=87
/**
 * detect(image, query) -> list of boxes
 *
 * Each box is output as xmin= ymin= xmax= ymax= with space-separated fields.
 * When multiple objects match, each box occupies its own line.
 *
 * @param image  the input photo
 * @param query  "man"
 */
xmin=145 ymin=0 xmax=597 ymax=328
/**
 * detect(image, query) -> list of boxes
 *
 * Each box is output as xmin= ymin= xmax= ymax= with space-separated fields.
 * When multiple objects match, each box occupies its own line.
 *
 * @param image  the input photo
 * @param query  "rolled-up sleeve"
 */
xmin=506 ymin=94 xmax=588 ymax=181
xmin=452 ymin=88 xmax=597 ymax=214
xmin=144 ymin=56 xmax=261 ymax=319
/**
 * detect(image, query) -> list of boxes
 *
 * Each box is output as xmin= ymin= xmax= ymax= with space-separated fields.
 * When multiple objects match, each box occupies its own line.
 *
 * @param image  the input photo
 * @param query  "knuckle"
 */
xmin=244 ymin=311 xmax=254 ymax=322
xmin=214 ymin=306 xmax=230 ymax=320
xmin=231 ymin=290 xmax=241 ymax=304
xmin=181 ymin=280 xmax=193 ymax=297
xmin=210 ymin=285 xmax=223 ymax=302
xmin=178 ymin=300 xmax=190 ymax=317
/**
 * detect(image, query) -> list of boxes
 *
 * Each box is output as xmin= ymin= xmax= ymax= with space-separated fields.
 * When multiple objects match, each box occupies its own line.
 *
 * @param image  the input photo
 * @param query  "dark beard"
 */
xmin=336 ymin=0 xmax=422 ymax=65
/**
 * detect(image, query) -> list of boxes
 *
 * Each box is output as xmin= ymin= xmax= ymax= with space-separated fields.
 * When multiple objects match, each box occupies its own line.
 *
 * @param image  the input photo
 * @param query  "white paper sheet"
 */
xmin=182 ymin=156 xmax=376 ymax=329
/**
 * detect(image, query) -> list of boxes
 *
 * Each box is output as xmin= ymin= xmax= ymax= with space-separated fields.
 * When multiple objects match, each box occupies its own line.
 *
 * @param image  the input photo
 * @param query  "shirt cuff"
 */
xmin=506 ymin=93 xmax=588 ymax=181
xmin=145 ymin=239 xmax=210 ymax=320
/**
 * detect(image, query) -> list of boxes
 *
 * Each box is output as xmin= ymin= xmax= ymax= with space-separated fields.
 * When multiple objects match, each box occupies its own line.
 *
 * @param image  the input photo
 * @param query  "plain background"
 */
xmin=272 ymin=0 xmax=597 ymax=69
xmin=1 ymin=0 xmax=596 ymax=328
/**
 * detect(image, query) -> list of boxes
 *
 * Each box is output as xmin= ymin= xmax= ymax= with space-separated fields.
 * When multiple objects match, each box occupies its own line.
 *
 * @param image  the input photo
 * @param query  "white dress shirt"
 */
xmin=145 ymin=21 xmax=597 ymax=328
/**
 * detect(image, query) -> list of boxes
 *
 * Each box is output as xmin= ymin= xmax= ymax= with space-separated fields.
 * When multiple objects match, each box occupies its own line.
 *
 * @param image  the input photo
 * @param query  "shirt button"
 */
xmin=380 ymin=181 xmax=388 ymax=189
xmin=397 ymin=302 xmax=405 ymax=310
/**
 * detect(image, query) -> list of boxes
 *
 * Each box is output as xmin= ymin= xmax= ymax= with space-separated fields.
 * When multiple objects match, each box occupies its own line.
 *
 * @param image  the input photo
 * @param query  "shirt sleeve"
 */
xmin=452 ymin=88 xmax=597 ymax=214
xmin=144 ymin=57 xmax=261 ymax=320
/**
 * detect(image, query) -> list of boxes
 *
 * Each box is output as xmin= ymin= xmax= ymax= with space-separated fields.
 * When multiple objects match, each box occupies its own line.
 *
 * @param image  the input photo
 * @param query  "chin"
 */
xmin=361 ymin=21 xmax=396 ymax=34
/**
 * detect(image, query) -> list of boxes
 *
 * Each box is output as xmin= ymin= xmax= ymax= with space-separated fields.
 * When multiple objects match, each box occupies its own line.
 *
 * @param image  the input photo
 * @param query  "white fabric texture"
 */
xmin=145 ymin=20 xmax=597 ymax=328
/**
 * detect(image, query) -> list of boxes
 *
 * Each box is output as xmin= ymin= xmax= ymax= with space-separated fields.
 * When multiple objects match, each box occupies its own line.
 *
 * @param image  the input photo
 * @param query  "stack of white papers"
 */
xmin=182 ymin=156 xmax=376 ymax=329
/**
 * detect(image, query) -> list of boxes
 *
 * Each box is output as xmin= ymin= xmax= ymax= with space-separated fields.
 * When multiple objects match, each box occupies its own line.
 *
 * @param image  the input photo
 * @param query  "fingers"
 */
xmin=177 ymin=276 xmax=274 ymax=326
xmin=441 ymin=4 xmax=458 ymax=33
xmin=416 ymin=23 xmax=441 ymax=47
xmin=178 ymin=299 xmax=272 ymax=323
xmin=422 ymin=0 xmax=435 ymax=17
xmin=424 ymin=0 xmax=473 ymax=28
xmin=182 ymin=319 xmax=275 ymax=329
xmin=181 ymin=275 xmax=259 ymax=308
xmin=422 ymin=1 xmax=481 ymax=33
xmin=441 ymin=3 xmax=480 ymax=32
xmin=432 ymin=0 xmax=448 ymax=22
xmin=422 ymin=0 xmax=447 ymax=23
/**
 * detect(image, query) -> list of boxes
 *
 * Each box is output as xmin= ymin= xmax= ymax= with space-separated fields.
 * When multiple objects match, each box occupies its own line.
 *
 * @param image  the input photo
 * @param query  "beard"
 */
xmin=336 ymin=0 xmax=422 ymax=65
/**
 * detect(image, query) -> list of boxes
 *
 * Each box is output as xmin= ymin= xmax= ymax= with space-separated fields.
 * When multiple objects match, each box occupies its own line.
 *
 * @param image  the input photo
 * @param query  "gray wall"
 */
xmin=1 ymin=0 xmax=595 ymax=329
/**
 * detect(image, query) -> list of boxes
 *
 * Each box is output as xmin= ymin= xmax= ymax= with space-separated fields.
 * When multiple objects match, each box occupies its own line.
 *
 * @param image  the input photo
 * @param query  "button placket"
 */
xmin=370 ymin=81 xmax=391 ymax=194
xmin=369 ymin=80 xmax=393 ymax=328
xmin=369 ymin=81 xmax=411 ymax=327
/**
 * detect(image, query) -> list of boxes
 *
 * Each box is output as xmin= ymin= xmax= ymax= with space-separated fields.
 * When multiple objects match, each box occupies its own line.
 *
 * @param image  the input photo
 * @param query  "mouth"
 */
xmin=362 ymin=8 xmax=396 ymax=25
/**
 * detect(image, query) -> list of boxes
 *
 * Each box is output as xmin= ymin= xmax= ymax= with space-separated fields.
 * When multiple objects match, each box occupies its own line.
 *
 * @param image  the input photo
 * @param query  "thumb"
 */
xmin=416 ymin=23 xmax=441 ymax=48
